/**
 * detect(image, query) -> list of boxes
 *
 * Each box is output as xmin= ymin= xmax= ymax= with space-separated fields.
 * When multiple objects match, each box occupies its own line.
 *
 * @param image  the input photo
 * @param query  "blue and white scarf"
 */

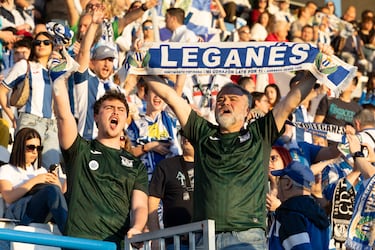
xmin=346 ymin=175 xmax=375 ymax=250
xmin=126 ymin=42 xmax=357 ymax=95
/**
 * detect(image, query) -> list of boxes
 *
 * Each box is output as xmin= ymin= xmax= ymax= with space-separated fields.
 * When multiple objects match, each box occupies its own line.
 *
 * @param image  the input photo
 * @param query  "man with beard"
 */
xmin=140 ymin=46 xmax=333 ymax=249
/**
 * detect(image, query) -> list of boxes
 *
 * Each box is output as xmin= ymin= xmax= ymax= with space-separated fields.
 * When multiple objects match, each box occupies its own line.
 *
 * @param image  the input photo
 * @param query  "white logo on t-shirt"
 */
xmin=89 ymin=160 xmax=99 ymax=170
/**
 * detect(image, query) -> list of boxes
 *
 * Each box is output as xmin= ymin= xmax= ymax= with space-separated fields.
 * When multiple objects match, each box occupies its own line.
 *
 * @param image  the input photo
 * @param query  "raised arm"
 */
xmin=76 ymin=7 xmax=103 ymax=72
xmin=117 ymin=0 xmax=158 ymax=34
xmin=142 ymin=75 xmax=192 ymax=128
xmin=347 ymin=133 xmax=375 ymax=179
xmin=52 ymin=71 xmax=78 ymax=150
xmin=272 ymin=71 xmax=317 ymax=132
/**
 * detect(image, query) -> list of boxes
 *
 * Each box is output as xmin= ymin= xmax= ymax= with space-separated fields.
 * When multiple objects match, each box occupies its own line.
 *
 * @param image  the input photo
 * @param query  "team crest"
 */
xmin=120 ymin=156 xmax=133 ymax=168
xmin=89 ymin=160 xmax=99 ymax=171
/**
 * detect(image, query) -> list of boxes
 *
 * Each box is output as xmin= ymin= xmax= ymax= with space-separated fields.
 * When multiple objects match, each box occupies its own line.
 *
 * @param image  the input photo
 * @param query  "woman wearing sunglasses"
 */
xmin=0 ymin=127 xmax=67 ymax=233
xmin=0 ymin=31 xmax=62 ymax=168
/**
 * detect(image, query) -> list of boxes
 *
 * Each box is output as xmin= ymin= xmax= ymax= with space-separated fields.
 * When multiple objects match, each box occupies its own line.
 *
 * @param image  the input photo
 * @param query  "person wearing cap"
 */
xmin=139 ymin=44 xmax=334 ymax=250
xmin=73 ymin=7 xmax=127 ymax=140
xmin=268 ymin=161 xmax=330 ymax=250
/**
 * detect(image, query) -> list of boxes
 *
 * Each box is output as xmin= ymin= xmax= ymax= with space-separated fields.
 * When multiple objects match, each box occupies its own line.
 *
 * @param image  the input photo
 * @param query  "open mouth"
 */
xmin=110 ymin=117 xmax=118 ymax=129
xmin=222 ymin=108 xmax=231 ymax=114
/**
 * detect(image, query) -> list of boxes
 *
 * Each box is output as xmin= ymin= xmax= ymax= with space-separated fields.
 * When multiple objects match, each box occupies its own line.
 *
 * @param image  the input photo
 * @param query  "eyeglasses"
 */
xmin=120 ymin=136 xmax=126 ymax=141
xmin=26 ymin=144 xmax=43 ymax=152
xmin=143 ymin=25 xmax=153 ymax=31
xmin=270 ymin=155 xmax=279 ymax=162
xmin=33 ymin=40 xmax=52 ymax=46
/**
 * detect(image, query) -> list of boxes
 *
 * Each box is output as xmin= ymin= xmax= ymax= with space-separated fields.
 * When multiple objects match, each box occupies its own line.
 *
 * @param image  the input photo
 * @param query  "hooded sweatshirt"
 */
xmin=268 ymin=195 xmax=330 ymax=250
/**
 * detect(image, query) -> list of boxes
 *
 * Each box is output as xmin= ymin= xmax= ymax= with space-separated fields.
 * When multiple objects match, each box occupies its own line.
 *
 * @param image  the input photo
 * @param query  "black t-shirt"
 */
xmin=149 ymin=156 xmax=194 ymax=228
xmin=315 ymin=95 xmax=362 ymax=126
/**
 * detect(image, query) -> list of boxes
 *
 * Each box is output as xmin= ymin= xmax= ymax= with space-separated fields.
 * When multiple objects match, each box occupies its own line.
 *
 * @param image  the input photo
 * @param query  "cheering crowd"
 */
xmin=0 ymin=0 xmax=374 ymax=249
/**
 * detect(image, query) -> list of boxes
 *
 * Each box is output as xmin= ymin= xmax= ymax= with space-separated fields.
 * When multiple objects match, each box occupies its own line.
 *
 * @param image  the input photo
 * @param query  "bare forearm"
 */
xmin=132 ymin=206 xmax=148 ymax=231
xmin=53 ymin=77 xmax=77 ymax=149
xmin=77 ymin=22 xmax=99 ymax=70
xmin=273 ymin=71 xmax=316 ymax=131
xmin=143 ymin=75 xmax=191 ymax=127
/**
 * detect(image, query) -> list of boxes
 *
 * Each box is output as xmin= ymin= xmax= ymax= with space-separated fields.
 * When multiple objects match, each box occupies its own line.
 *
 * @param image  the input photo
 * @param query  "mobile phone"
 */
xmin=49 ymin=163 xmax=60 ymax=173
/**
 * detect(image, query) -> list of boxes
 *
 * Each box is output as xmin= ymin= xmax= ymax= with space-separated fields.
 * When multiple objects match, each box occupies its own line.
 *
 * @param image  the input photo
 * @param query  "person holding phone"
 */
xmin=0 ymin=127 xmax=67 ymax=233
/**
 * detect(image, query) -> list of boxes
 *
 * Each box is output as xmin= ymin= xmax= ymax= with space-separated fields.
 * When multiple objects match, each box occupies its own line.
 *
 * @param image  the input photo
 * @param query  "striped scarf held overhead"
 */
xmin=126 ymin=42 xmax=357 ymax=96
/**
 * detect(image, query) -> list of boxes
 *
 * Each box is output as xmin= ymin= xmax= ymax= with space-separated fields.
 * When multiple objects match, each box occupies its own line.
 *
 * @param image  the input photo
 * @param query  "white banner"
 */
xmin=125 ymin=42 xmax=357 ymax=95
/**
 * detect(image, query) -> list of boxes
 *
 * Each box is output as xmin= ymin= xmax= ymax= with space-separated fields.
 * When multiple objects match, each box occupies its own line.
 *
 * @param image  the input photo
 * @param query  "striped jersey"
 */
xmin=73 ymin=69 xmax=123 ymax=140
xmin=3 ymin=59 xmax=54 ymax=118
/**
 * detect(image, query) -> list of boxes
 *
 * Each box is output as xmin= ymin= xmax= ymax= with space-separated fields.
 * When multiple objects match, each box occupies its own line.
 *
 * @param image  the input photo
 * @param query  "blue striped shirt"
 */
xmin=73 ymin=69 xmax=123 ymax=140
xmin=3 ymin=59 xmax=54 ymax=118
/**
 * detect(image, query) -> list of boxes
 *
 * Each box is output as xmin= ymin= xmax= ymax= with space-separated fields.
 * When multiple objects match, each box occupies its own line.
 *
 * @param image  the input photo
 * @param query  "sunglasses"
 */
xmin=120 ymin=136 xmax=126 ymax=141
xmin=270 ymin=155 xmax=279 ymax=162
xmin=143 ymin=25 xmax=153 ymax=31
xmin=26 ymin=144 xmax=44 ymax=152
xmin=85 ymin=3 xmax=102 ymax=10
xmin=33 ymin=40 xmax=52 ymax=46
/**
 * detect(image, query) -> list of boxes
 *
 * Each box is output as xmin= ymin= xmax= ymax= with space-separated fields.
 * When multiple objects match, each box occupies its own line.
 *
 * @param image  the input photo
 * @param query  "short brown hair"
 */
xmin=93 ymin=90 xmax=129 ymax=116
xmin=166 ymin=8 xmax=185 ymax=25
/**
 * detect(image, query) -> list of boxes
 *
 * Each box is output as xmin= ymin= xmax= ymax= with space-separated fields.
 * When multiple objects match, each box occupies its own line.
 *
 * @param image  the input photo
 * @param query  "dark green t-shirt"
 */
xmin=184 ymin=111 xmax=282 ymax=232
xmin=62 ymin=136 xmax=148 ymax=248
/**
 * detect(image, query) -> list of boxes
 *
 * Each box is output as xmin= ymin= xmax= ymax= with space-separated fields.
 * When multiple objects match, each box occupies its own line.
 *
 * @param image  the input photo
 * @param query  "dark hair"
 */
xmin=9 ymin=128 xmax=42 ymax=169
xmin=361 ymin=9 xmax=374 ymax=20
xmin=142 ymin=19 xmax=153 ymax=28
xmin=302 ymin=24 xmax=314 ymax=32
xmin=254 ymin=0 xmax=268 ymax=9
xmin=265 ymin=84 xmax=281 ymax=105
xmin=93 ymin=90 xmax=129 ymax=116
xmin=29 ymin=32 xmax=54 ymax=62
xmin=14 ymin=37 xmax=33 ymax=50
xmin=129 ymin=0 xmax=141 ymax=9
xmin=166 ymin=8 xmax=185 ymax=25
xmin=251 ymin=91 xmax=266 ymax=108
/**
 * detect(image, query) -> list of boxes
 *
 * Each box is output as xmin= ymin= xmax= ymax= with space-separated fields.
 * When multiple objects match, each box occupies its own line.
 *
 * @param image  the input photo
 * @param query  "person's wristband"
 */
xmin=142 ymin=144 xmax=147 ymax=152
xmin=352 ymin=151 xmax=365 ymax=160
xmin=141 ymin=3 xmax=148 ymax=11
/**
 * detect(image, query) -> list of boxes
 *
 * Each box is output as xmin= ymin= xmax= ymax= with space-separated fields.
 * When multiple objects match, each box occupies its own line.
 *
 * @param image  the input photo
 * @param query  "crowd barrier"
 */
xmin=124 ymin=220 xmax=215 ymax=250
xmin=0 ymin=228 xmax=116 ymax=250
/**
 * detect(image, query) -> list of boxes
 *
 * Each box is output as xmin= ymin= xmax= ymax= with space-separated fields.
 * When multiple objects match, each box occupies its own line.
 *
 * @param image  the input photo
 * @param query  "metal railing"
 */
xmin=0 ymin=228 xmax=116 ymax=250
xmin=124 ymin=220 xmax=215 ymax=250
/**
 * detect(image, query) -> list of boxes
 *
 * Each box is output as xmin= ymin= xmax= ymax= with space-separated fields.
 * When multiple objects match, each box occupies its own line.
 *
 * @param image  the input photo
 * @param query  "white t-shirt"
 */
xmin=0 ymin=163 xmax=46 ymax=189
